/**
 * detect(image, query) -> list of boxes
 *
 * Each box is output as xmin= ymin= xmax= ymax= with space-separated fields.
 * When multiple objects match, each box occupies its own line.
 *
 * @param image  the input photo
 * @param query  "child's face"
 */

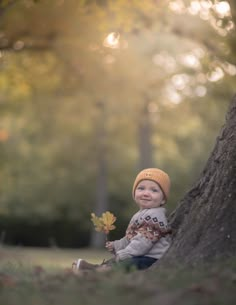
xmin=134 ymin=180 xmax=165 ymax=209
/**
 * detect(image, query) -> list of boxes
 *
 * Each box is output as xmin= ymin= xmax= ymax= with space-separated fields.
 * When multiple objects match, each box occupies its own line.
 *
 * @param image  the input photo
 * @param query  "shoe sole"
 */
xmin=76 ymin=259 xmax=82 ymax=269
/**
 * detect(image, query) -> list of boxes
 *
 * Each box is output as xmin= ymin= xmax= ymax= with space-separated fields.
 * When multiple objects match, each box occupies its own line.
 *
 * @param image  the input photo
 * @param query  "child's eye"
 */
xmin=137 ymin=186 xmax=144 ymax=190
xmin=152 ymin=188 xmax=158 ymax=192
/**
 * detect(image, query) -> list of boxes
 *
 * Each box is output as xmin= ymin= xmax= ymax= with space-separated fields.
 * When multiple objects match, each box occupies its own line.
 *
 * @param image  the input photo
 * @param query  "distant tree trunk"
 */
xmin=138 ymin=100 xmax=154 ymax=169
xmin=90 ymin=101 xmax=108 ymax=248
xmin=90 ymin=154 xmax=108 ymax=248
xmin=160 ymin=95 xmax=236 ymax=265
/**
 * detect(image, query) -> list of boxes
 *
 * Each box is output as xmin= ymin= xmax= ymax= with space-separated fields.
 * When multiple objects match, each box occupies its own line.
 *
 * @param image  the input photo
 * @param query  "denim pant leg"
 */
xmin=119 ymin=256 xmax=157 ymax=271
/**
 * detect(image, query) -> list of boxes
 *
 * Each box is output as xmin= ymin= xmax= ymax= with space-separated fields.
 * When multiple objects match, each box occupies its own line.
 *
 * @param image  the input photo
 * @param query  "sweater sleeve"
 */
xmin=112 ymin=236 xmax=129 ymax=252
xmin=112 ymin=213 xmax=138 ymax=252
xmin=116 ymin=208 xmax=171 ymax=261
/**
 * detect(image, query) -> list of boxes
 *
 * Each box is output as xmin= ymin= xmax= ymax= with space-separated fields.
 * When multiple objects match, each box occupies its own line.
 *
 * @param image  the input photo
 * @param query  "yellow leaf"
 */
xmin=101 ymin=211 xmax=116 ymax=234
xmin=91 ymin=213 xmax=104 ymax=232
xmin=91 ymin=211 xmax=116 ymax=235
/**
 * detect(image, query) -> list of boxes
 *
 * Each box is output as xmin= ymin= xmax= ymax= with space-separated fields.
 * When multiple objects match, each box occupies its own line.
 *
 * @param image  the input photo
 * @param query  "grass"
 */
xmin=0 ymin=245 xmax=111 ymax=270
xmin=0 ymin=246 xmax=235 ymax=305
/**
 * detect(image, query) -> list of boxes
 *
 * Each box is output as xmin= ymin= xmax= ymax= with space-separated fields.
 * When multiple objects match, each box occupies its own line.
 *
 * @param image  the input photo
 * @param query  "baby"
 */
xmin=73 ymin=168 xmax=172 ymax=271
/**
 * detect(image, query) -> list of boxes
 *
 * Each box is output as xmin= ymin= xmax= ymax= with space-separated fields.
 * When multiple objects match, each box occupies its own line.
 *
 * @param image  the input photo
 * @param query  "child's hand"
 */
xmin=105 ymin=241 xmax=114 ymax=252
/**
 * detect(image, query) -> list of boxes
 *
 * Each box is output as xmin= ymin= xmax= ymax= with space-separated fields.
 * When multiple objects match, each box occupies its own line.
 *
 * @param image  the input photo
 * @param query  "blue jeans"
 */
xmin=117 ymin=256 xmax=157 ymax=271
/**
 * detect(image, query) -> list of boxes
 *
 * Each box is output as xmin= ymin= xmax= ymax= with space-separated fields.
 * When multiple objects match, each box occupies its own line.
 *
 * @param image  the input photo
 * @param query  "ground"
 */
xmin=0 ymin=246 xmax=235 ymax=305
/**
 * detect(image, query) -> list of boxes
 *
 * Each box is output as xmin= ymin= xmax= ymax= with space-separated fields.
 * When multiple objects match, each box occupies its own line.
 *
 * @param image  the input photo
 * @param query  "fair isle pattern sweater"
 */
xmin=113 ymin=207 xmax=172 ymax=261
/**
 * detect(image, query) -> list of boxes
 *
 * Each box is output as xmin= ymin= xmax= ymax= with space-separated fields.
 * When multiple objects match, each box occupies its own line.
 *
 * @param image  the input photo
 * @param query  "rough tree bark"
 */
xmin=161 ymin=94 xmax=236 ymax=264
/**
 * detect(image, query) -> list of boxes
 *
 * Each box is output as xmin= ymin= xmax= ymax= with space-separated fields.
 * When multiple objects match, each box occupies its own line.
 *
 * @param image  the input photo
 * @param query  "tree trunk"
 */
xmin=162 ymin=95 xmax=236 ymax=264
xmin=138 ymin=100 xmax=154 ymax=169
xmin=90 ymin=155 xmax=108 ymax=248
xmin=90 ymin=101 xmax=109 ymax=248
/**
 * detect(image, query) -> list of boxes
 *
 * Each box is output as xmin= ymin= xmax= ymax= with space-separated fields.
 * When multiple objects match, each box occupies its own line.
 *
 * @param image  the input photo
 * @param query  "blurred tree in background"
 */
xmin=0 ymin=0 xmax=235 ymax=247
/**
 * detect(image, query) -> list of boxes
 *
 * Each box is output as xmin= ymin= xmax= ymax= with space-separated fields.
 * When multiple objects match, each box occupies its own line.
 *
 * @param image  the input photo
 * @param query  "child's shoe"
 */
xmin=72 ymin=259 xmax=99 ymax=271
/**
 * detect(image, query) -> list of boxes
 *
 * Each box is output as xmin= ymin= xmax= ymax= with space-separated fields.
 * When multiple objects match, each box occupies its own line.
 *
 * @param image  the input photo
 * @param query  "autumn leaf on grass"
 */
xmin=91 ymin=211 xmax=116 ymax=235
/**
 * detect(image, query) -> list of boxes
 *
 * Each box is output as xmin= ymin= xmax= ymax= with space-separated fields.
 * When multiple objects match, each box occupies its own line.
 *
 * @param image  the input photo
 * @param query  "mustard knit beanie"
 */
xmin=132 ymin=168 xmax=171 ymax=200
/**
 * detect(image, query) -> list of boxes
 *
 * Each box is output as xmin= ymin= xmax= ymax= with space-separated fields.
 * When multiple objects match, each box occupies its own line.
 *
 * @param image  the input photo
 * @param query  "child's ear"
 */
xmin=161 ymin=199 xmax=166 ymax=206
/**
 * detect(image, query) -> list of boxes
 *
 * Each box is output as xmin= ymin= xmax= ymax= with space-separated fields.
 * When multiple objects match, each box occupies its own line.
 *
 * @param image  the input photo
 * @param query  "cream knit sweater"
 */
xmin=113 ymin=207 xmax=172 ymax=261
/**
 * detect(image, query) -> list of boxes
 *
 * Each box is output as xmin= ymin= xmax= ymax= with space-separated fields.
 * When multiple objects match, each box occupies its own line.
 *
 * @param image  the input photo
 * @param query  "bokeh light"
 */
xmin=103 ymin=32 xmax=120 ymax=49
